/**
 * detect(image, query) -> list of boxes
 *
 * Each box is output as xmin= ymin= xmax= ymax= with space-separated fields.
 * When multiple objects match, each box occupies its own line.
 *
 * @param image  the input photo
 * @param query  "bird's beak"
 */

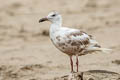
xmin=39 ymin=17 xmax=48 ymax=23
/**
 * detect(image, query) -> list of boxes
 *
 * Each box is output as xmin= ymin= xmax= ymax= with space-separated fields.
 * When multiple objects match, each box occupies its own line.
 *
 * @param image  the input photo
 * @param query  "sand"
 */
xmin=0 ymin=0 xmax=120 ymax=80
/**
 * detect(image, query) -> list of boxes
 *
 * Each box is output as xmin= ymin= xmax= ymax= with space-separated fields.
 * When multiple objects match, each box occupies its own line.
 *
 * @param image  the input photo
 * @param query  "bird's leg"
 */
xmin=70 ymin=56 xmax=73 ymax=72
xmin=76 ymin=54 xmax=79 ymax=72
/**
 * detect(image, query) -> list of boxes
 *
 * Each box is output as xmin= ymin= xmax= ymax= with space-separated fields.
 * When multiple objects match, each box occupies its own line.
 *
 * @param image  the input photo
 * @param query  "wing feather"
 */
xmin=65 ymin=30 xmax=90 ymax=48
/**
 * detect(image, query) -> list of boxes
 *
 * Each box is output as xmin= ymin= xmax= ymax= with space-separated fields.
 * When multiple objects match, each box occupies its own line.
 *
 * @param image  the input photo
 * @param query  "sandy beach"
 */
xmin=0 ymin=0 xmax=120 ymax=80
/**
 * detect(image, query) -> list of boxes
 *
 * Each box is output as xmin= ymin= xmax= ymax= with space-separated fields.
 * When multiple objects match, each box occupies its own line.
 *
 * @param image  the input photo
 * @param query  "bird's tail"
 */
xmin=95 ymin=48 xmax=112 ymax=53
xmin=86 ymin=47 xmax=112 ymax=53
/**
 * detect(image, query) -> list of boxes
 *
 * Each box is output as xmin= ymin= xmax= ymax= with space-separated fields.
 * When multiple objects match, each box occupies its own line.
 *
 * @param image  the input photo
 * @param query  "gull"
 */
xmin=39 ymin=11 xmax=111 ymax=72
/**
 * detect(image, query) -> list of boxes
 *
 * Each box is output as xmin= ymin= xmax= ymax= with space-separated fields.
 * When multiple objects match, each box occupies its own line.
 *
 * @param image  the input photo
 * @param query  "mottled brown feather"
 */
xmin=66 ymin=30 xmax=90 ymax=47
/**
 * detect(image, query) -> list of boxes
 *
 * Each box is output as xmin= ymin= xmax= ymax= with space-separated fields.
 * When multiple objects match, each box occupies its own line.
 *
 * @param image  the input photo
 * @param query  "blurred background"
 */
xmin=0 ymin=0 xmax=120 ymax=80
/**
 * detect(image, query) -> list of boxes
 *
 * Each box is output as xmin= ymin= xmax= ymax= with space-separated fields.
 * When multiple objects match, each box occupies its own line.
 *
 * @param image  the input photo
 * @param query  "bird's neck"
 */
xmin=52 ymin=19 xmax=62 ymax=26
xmin=50 ymin=20 xmax=62 ymax=33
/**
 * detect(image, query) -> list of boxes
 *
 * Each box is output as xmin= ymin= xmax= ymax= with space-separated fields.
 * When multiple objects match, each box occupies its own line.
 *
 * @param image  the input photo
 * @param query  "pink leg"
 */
xmin=76 ymin=55 xmax=79 ymax=72
xmin=70 ymin=56 xmax=73 ymax=72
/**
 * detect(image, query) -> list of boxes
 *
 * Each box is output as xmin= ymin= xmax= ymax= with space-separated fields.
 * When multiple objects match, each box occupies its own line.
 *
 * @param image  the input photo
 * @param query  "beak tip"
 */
xmin=39 ymin=20 xmax=42 ymax=23
xmin=39 ymin=18 xmax=48 ymax=23
xmin=39 ymin=19 xmax=44 ymax=23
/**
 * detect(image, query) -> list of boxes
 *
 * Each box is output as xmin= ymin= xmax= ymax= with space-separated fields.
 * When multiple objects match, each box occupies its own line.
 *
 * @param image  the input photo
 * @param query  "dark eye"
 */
xmin=52 ymin=14 xmax=56 ymax=17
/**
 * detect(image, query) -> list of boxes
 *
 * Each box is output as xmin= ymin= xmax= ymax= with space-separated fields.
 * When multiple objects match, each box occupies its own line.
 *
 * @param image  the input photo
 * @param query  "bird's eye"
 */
xmin=52 ymin=14 xmax=56 ymax=17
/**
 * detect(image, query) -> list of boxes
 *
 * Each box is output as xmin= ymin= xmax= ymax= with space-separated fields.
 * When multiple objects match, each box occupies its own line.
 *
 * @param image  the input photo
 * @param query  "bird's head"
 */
xmin=39 ymin=11 xmax=62 ymax=23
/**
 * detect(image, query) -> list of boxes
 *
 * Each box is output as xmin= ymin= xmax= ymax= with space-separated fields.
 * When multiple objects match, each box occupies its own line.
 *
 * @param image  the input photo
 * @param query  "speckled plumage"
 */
xmin=39 ymin=11 xmax=111 ymax=72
